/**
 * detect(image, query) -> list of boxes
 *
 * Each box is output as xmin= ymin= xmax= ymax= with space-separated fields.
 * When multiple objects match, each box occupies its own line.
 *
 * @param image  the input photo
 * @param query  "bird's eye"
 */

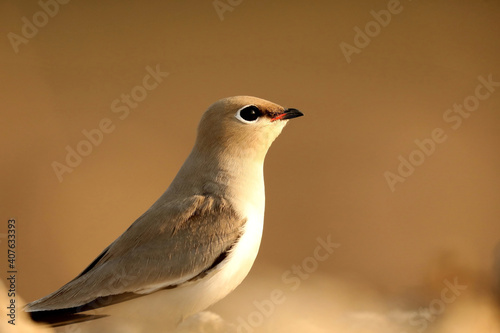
xmin=235 ymin=105 xmax=262 ymax=124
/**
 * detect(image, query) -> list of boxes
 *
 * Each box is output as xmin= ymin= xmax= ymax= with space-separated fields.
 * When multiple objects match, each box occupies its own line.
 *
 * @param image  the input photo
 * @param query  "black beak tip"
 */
xmin=283 ymin=108 xmax=304 ymax=120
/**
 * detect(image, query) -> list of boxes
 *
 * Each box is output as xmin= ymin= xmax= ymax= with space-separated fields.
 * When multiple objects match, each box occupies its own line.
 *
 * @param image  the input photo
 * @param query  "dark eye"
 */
xmin=235 ymin=105 xmax=262 ymax=123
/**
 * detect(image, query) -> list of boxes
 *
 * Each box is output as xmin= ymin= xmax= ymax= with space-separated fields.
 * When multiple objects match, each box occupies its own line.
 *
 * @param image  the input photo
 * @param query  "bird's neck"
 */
xmin=168 ymin=145 xmax=266 ymax=214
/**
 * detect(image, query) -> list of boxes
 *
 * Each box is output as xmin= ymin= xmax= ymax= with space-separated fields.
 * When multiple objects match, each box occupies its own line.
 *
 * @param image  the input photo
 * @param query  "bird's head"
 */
xmin=194 ymin=96 xmax=303 ymax=162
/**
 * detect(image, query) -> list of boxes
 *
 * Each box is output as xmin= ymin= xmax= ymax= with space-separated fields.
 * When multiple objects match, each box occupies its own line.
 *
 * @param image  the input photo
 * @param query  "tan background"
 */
xmin=1 ymin=0 xmax=500 ymax=331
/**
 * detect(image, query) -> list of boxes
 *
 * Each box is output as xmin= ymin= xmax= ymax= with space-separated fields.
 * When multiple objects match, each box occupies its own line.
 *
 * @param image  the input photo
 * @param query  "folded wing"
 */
xmin=25 ymin=194 xmax=246 ymax=313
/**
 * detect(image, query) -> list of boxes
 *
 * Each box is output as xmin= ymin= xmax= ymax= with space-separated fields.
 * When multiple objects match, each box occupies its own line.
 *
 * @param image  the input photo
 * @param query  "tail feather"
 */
xmin=26 ymin=291 xmax=144 ymax=327
xmin=29 ymin=311 xmax=108 ymax=327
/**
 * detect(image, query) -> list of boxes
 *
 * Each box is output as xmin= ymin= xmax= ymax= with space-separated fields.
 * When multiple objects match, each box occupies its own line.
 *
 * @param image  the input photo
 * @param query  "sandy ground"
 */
xmin=2 ymin=264 xmax=500 ymax=332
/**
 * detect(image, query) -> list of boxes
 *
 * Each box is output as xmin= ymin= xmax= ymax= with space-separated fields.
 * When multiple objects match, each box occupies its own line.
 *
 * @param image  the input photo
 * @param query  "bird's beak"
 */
xmin=271 ymin=108 xmax=304 ymax=122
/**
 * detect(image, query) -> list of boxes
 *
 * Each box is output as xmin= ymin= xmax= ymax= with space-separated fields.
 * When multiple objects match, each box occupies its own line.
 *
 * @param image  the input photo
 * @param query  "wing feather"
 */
xmin=25 ymin=194 xmax=245 ymax=313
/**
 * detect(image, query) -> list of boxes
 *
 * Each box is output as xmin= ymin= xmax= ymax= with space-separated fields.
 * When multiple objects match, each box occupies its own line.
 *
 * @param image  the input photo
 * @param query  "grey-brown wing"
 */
xmin=25 ymin=194 xmax=246 ymax=312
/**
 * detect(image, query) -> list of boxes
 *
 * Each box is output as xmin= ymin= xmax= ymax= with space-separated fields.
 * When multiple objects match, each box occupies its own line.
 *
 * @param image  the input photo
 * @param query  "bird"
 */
xmin=24 ymin=96 xmax=303 ymax=331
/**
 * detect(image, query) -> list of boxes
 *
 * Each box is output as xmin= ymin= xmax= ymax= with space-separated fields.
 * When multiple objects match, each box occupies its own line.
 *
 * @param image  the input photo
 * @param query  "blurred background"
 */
xmin=1 ymin=0 xmax=499 ymax=332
